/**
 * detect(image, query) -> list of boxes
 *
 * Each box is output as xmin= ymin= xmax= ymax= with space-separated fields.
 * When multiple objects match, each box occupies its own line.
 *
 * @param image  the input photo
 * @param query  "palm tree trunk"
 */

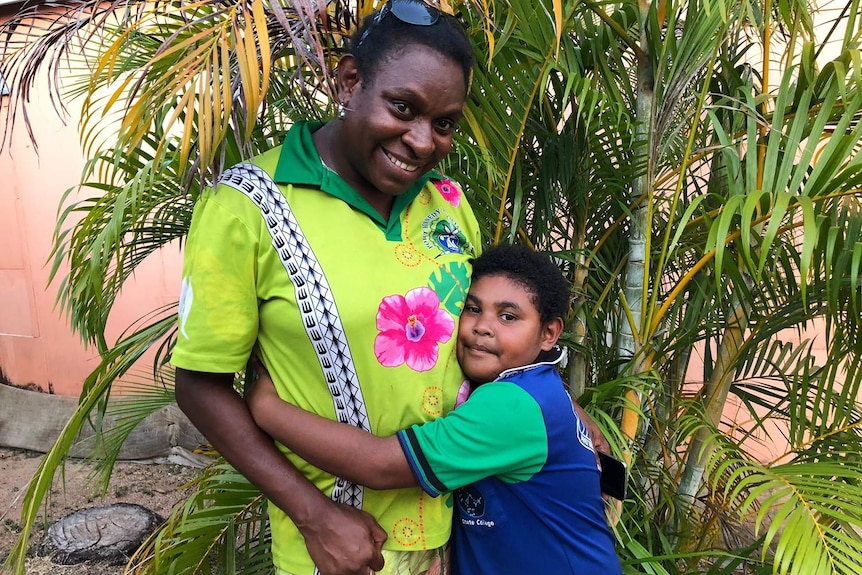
xmin=643 ymin=340 xmax=692 ymax=466
xmin=619 ymin=0 xmax=655 ymax=445
xmin=677 ymin=292 xmax=751 ymax=513
xmin=677 ymin=0 xmax=768 ymax=511
xmin=568 ymin=240 xmax=589 ymax=398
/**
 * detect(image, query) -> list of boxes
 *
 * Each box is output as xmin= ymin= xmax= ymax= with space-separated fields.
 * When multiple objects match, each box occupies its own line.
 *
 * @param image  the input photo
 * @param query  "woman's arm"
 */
xmin=245 ymin=371 xmax=417 ymax=490
xmin=175 ymin=368 xmax=387 ymax=575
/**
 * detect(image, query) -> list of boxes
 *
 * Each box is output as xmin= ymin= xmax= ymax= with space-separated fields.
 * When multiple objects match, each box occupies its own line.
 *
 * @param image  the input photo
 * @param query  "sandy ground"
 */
xmin=0 ymin=447 xmax=199 ymax=575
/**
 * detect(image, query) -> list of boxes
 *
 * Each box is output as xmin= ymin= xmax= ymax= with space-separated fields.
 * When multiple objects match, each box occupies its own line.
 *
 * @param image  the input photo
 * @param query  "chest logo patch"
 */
xmin=456 ymin=485 xmax=486 ymax=518
xmin=456 ymin=485 xmax=496 ymax=528
xmin=422 ymin=209 xmax=470 ymax=255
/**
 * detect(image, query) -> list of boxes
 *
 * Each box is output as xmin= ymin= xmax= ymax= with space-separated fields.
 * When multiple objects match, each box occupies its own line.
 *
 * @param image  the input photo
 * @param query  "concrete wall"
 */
xmin=0 ymin=68 xmax=182 ymax=396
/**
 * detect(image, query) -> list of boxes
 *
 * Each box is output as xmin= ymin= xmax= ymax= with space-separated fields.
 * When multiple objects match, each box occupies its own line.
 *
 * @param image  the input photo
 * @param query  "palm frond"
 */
xmin=130 ymin=462 xmax=269 ymax=575
xmin=2 ymin=312 xmax=178 ymax=574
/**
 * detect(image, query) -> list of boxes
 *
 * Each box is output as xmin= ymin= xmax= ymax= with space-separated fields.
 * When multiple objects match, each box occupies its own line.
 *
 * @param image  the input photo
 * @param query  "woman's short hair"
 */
xmin=348 ymin=4 xmax=474 ymax=93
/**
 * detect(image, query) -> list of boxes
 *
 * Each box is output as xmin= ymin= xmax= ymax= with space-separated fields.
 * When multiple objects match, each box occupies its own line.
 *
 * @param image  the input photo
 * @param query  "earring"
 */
xmin=336 ymin=102 xmax=348 ymax=120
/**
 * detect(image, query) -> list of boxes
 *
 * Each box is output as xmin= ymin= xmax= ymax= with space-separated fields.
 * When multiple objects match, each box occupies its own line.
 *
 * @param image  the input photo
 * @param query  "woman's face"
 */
xmin=334 ymin=44 xmax=467 ymax=213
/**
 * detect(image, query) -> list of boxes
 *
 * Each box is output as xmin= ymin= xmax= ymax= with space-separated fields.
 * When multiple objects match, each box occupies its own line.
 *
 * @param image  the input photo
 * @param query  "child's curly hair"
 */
xmin=470 ymin=245 xmax=570 ymax=324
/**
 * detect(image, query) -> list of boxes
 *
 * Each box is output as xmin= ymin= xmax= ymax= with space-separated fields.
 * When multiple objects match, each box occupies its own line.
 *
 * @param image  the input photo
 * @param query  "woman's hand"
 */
xmin=240 ymin=362 xmax=389 ymax=574
xmin=177 ymin=367 xmax=387 ymax=575
xmin=302 ymin=503 xmax=387 ymax=575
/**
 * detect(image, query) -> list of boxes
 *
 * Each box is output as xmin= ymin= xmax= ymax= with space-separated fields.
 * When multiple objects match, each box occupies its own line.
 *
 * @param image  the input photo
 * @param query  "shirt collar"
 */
xmin=494 ymin=345 xmax=567 ymax=382
xmin=273 ymin=121 xmax=443 ymax=229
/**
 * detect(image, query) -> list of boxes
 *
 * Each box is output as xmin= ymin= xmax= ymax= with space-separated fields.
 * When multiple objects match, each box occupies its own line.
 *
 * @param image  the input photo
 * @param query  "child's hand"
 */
xmin=246 ymin=359 xmax=279 ymax=426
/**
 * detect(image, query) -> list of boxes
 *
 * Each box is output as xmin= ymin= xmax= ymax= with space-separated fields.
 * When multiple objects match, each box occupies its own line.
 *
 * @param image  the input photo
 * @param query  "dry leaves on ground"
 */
xmin=0 ymin=447 xmax=199 ymax=575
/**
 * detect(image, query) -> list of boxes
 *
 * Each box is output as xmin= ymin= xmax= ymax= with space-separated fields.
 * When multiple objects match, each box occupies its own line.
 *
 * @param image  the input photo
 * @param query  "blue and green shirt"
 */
xmin=398 ymin=358 xmax=622 ymax=575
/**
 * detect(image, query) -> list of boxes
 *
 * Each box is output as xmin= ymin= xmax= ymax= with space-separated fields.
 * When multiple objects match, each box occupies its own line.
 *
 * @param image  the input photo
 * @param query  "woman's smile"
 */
xmin=383 ymin=149 xmax=420 ymax=172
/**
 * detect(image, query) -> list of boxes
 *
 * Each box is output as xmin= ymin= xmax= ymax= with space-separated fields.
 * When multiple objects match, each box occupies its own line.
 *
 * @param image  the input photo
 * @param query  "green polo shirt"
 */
xmin=172 ymin=121 xmax=481 ymax=574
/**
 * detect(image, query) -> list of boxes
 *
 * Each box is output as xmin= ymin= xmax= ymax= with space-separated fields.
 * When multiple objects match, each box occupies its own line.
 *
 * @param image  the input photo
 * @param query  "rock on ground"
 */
xmin=0 ymin=447 xmax=199 ymax=575
xmin=40 ymin=503 xmax=161 ymax=565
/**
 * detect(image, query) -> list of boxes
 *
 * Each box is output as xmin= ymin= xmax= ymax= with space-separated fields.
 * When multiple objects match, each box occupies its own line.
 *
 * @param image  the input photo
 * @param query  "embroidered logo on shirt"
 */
xmin=422 ymin=209 xmax=470 ymax=255
xmin=456 ymin=485 xmax=486 ymax=517
xmin=577 ymin=417 xmax=595 ymax=452
xmin=456 ymin=485 xmax=496 ymax=527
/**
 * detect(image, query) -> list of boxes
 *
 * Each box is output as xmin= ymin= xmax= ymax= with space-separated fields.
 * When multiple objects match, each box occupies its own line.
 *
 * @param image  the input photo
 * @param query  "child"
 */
xmin=247 ymin=244 xmax=622 ymax=575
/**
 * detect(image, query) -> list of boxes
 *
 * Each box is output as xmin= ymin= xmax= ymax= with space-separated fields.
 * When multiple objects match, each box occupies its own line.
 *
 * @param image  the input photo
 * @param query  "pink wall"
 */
xmin=686 ymin=320 xmax=834 ymax=464
xmin=0 ymin=83 xmax=182 ymax=396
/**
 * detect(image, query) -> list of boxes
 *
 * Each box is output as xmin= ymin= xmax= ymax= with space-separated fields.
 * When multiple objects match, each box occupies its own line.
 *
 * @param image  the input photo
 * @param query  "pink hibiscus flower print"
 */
xmin=434 ymin=179 xmax=461 ymax=207
xmin=375 ymin=287 xmax=455 ymax=372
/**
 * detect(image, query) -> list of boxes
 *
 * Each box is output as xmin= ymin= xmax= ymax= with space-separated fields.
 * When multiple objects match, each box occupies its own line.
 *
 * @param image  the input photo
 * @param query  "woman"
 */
xmin=172 ymin=2 xmax=480 ymax=575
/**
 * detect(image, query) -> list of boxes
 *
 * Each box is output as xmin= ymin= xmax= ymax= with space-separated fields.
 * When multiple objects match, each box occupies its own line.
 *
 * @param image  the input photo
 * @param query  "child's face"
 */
xmin=456 ymin=274 xmax=562 ymax=383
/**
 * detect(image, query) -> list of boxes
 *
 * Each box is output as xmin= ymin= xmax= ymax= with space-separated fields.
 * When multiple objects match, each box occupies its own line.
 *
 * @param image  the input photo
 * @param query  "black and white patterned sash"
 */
xmin=219 ymin=163 xmax=371 ymax=517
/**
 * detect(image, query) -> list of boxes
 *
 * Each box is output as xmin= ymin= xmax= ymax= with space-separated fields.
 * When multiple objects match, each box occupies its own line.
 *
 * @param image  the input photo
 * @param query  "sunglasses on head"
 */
xmin=356 ymin=0 xmax=443 ymax=48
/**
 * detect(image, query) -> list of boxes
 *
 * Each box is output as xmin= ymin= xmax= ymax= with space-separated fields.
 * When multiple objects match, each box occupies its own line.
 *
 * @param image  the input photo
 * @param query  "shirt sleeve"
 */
xmin=170 ymin=186 xmax=261 ymax=373
xmin=397 ymin=381 xmax=548 ymax=496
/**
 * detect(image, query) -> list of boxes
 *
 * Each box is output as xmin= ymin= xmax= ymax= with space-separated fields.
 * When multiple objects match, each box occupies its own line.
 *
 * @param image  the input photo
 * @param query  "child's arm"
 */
xmin=246 ymin=371 xmax=417 ymax=491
